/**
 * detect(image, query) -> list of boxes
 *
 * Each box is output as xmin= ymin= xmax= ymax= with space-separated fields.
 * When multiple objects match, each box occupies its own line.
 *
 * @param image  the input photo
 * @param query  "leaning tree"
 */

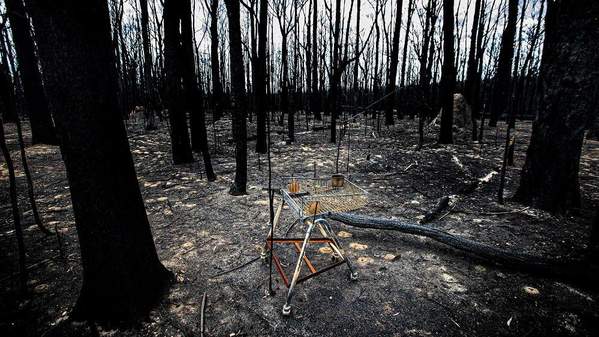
xmin=26 ymin=0 xmax=173 ymax=320
xmin=514 ymin=0 xmax=599 ymax=213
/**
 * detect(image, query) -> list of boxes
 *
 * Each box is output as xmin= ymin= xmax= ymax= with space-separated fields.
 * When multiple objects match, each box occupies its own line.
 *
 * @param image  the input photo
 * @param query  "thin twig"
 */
xmin=200 ymin=292 xmax=207 ymax=337
xmin=208 ymin=256 xmax=261 ymax=278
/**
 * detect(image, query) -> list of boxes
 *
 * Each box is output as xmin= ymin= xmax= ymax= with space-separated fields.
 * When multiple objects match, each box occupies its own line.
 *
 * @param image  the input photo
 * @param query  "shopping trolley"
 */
xmin=262 ymin=175 xmax=368 ymax=315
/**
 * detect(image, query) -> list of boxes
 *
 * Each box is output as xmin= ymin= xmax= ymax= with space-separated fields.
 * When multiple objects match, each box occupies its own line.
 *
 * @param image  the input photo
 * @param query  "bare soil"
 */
xmin=1 ymin=114 xmax=598 ymax=337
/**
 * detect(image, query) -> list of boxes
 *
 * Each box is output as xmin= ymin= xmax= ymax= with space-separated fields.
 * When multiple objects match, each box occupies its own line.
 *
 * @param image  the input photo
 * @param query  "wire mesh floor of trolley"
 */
xmin=262 ymin=174 xmax=368 ymax=316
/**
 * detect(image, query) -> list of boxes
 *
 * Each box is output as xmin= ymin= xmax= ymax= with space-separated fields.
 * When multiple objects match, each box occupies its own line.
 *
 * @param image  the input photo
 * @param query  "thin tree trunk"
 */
xmin=209 ymin=0 xmax=224 ymax=120
xmin=383 ymin=0 xmax=403 ymax=125
xmin=164 ymin=0 xmax=194 ymax=164
xmin=438 ymin=0 xmax=455 ymax=144
xmin=255 ymin=0 xmax=268 ymax=153
xmin=5 ymin=0 xmax=57 ymax=145
xmin=181 ymin=0 xmax=216 ymax=181
xmin=225 ymin=0 xmax=248 ymax=195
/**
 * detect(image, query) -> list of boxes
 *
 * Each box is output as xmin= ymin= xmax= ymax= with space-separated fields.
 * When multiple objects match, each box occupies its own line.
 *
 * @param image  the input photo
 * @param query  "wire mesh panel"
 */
xmin=281 ymin=176 xmax=368 ymax=219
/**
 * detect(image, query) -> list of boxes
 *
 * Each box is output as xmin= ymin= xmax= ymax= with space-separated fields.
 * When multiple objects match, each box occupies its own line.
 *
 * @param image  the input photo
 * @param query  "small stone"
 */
xmin=349 ymin=242 xmax=368 ymax=250
xmin=383 ymin=254 xmax=398 ymax=261
xmin=318 ymin=247 xmax=333 ymax=254
xmin=523 ymin=286 xmax=540 ymax=295
xmin=337 ymin=231 xmax=353 ymax=238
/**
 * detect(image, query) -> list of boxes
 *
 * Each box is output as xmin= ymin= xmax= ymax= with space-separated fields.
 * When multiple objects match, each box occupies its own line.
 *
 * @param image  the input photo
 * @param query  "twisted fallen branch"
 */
xmin=327 ymin=212 xmax=599 ymax=287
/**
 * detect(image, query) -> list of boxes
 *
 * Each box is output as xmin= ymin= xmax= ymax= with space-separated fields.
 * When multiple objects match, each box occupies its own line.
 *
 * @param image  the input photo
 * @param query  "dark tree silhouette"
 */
xmin=5 ymin=0 xmax=56 ymax=144
xmin=310 ymin=0 xmax=321 ymax=121
xmin=140 ymin=0 xmax=157 ymax=130
xmin=255 ymin=0 xmax=268 ymax=153
xmin=26 ymin=0 xmax=173 ymax=320
xmin=208 ymin=0 xmax=224 ymax=120
xmin=438 ymin=0 xmax=455 ymax=144
xmin=464 ymin=0 xmax=483 ymax=139
xmin=164 ymin=0 xmax=194 ymax=164
xmin=488 ymin=0 xmax=518 ymax=127
xmin=225 ymin=0 xmax=248 ymax=195
xmin=383 ymin=0 xmax=403 ymax=125
xmin=181 ymin=0 xmax=216 ymax=181
xmin=514 ymin=0 xmax=599 ymax=213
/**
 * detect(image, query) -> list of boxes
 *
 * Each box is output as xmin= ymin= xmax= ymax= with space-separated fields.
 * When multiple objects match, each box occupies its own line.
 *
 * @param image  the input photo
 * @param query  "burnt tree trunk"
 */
xmin=209 ymin=0 xmax=224 ymax=120
xmin=311 ymin=0 xmax=321 ymax=121
xmin=225 ymin=0 xmax=248 ymax=195
xmin=514 ymin=0 xmax=599 ymax=213
xmin=488 ymin=0 xmax=517 ymax=127
xmin=383 ymin=0 xmax=403 ymax=125
xmin=464 ymin=0 xmax=482 ymax=140
xmin=438 ymin=0 xmax=455 ymax=144
xmin=164 ymin=0 xmax=194 ymax=164
xmin=181 ymin=0 xmax=216 ymax=181
xmin=5 ymin=0 xmax=56 ymax=144
xmin=26 ymin=0 xmax=173 ymax=320
xmin=140 ymin=0 xmax=156 ymax=130
xmin=255 ymin=0 xmax=268 ymax=153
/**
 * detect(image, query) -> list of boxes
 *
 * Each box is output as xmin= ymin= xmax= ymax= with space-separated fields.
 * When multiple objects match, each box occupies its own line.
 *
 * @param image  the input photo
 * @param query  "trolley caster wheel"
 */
xmin=349 ymin=272 xmax=358 ymax=281
xmin=282 ymin=304 xmax=292 ymax=316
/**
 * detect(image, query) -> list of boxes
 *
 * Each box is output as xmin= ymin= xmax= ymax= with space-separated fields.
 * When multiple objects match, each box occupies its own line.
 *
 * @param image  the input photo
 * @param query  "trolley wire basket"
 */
xmin=281 ymin=176 xmax=368 ymax=219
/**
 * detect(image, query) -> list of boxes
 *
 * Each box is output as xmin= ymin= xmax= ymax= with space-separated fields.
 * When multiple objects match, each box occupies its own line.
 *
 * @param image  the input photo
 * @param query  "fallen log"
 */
xmin=327 ymin=212 xmax=599 ymax=287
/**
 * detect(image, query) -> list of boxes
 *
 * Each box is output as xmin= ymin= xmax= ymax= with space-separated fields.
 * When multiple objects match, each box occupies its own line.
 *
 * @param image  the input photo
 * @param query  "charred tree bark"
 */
xmin=181 ymin=0 xmax=216 ymax=181
xmin=140 ymin=0 xmax=157 ymax=130
xmin=164 ymin=0 xmax=194 ymax=164
xmin=225 ymin=0 xmax=248 ymax=195
xmin=255 ymin=0 xmax=268 ymax=153
xmin=26 ymin=0 xmax=173 ymax=320
xmin=399 ymin=0 xmax=414 ymax=89
xmin=514 ymin=0 xmax=599 ymax=214
xmin=488 ymin=0 xmax=517 ymax=127
xmin=209 ymin=0 xmax=224 ymax=120
xmin=438 ymin=0 xmax=455 ymax=144
xmin=464 ymin=0 xmax=482 ymax=140
xmin=383 ymin=0 xmax=403 ymax=125
xmin=5 ymin=0 xmax=56 ymax=145
xmin=311 ymin=0 xmax=321 ymax=121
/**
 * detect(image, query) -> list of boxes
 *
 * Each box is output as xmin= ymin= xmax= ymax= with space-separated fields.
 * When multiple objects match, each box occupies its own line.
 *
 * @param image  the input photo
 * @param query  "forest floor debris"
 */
xmin=1 ymin=115 xmax=599 ymax=336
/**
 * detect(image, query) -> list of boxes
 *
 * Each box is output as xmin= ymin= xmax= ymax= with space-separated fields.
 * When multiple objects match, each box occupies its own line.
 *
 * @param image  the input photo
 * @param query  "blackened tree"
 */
xmin=488 ymin=0 xmax=518 ymax=127
xmin=383 ymin=0 xmax=403 ymax=125
xmin=181 ymin=0 xmax=216 ymax=181
xmin=26 ymin=0 xmax=173 ymax=320
xmin=438 ymin=0 xmax=455 ymax=144
xmin=514 ymin=0 xmax=599 ymax=213
xmin=225 ymin=0 xmax=248 ymax=195
xmin=255 ymin=0 xmax=268 ymax=153
xmin=5 ymin=0 xmax=56 ymax=144
xmin=164 ymin=0 xmax=194 ymax=164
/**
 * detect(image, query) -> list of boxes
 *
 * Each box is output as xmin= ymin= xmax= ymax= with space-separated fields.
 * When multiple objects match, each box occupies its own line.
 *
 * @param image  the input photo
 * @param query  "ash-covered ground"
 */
xmin=1 ymin=113 xmax=598 ymax=337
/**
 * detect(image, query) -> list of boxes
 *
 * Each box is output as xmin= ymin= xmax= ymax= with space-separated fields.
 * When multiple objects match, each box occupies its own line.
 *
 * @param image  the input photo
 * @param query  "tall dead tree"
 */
xmin=310 ymin=0 xmax=321 ymax=121
xmin=26 ymin=0 xmax=173 ymax=319
xmin=255 ymin=0 xmax=268 ymax=153
xmin=5 ymin=0 xmax=56 ymax=144
xmin=488 ymin=0 xmax=518 ymax=127
xmin=399 ymin=0 xmax=415 ymax=89
xmin=438 ymin=0 xmax=455 ymax=144
xmin=208 ymin=0 xmax=224 ymax=120
xmin=383 ymin=0 xmax=403 ymax=125
xmin=514 ymin=0 xmax=599 ymax=213
xmin=225 ymin=0 xmax=248 ymax=195
xmin=164 ymin=0 xmax=194 ymax=164
xmin=140 ymin=0 xmax=156 ymax=130
xmin=181 ymin=0 xmax=216 ymax=181
xmin=464 ymin=0 xmax=483 ymax=140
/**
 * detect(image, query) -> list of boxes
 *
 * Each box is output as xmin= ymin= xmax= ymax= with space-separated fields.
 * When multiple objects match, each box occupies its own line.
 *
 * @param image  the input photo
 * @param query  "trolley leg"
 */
xmin=282 ymin=221 xmax=315 ymax=316
xmin=316 ymin=219 xmax=358 ymax=281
